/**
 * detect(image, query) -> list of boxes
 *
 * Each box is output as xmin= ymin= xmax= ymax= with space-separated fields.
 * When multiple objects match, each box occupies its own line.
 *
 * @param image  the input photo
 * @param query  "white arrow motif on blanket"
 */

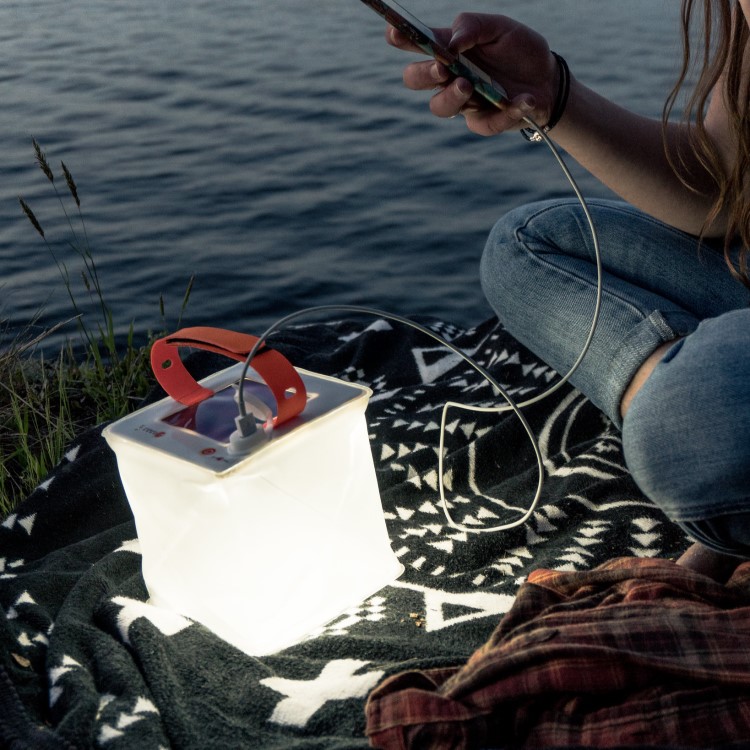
xmin=1 ymin=512 xmax=36 ymax=536
xmin=392 ymin=581 xmax=514 ymax=631
xmin=260 ymin=659 xmax=384 ymax=728
xmin=98 ymin=695 xmax=160 ymax=745
xmin=111 ymin=596 xmax=192 ymax=644
xmin=338 ymin=319 xmax=393 ymax=342
xmin=49 ymin=655 xmax=85 ymax=707
xmin=412 ymin=341 xmax=482 ymax=385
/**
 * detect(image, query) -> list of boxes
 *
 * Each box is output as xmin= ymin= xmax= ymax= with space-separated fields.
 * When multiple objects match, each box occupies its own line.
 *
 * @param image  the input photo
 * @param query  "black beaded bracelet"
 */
xmin=521 ymin=52 xmax=570 ymax=142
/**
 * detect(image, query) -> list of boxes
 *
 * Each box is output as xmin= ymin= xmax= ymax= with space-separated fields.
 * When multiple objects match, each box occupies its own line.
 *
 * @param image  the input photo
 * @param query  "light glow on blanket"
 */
xmin=103 ymin=363 xmax=404 ymax=656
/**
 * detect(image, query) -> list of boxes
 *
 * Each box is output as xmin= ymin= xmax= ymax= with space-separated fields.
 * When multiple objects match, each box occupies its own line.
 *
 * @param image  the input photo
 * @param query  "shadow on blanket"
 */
xmin=1 ymin=317 xmax=745 ymax=749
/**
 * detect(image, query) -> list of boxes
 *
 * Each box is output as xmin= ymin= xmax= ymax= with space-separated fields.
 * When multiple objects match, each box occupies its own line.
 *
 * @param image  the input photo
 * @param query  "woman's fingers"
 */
xmin=385 ymin=14 xmax=551 ymax=136
xmin=402 ymin=59 xmax=451 ymax=90
xmin=462 ymin=93 xmax=537 ymax=136
xmin=385 ymin=25 xmax=422 ymax=52
xmin=428 ymin=77 xmax=475 ymax=118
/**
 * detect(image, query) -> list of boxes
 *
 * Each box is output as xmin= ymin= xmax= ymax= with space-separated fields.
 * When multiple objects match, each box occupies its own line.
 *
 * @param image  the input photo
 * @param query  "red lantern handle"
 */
xmin=150 ymin=327 xmax=306 ymax=425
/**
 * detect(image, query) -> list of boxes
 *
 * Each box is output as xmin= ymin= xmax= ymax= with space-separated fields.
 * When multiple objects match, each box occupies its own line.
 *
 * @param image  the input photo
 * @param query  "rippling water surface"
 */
xmin=1 ymin=0 xmax=680 ymax=349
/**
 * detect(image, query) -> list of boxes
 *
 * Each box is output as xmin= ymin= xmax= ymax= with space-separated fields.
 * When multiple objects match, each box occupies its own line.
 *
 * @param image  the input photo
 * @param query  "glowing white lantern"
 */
xmin=103 ymin=328 xmax=403 ymax=656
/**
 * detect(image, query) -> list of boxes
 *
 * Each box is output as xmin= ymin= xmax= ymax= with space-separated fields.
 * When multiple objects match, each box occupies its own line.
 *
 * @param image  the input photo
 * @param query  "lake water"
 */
xmin=1 ymin=0 xmax=681 ymax=351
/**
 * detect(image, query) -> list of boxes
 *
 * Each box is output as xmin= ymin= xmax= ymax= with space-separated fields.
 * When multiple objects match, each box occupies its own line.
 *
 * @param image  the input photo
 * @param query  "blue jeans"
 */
xmin=480 ymin=198 xmax=750 ymax=557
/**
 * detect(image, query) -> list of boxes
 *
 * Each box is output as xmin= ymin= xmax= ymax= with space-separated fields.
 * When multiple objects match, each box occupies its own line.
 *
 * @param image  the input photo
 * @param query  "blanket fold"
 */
xmin=0 ymin=318 xmax=707 ymax=749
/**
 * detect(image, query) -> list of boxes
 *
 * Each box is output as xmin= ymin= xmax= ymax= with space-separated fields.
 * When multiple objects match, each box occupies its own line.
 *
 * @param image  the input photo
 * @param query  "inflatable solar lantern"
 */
xmin=103 ymin=327 xmax=403 ymax=656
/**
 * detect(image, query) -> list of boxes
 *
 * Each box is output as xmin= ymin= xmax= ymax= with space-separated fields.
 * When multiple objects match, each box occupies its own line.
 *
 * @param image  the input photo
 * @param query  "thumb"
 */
xmin=448 ymin=15 xmax=482 ymax=53
xmin=448 ymin=30 xmax=470 ymax=53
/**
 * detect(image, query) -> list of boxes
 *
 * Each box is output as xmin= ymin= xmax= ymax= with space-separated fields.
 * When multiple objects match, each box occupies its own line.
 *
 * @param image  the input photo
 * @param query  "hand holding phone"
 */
xmin=358 ymin=0 xmax=508 ymax=108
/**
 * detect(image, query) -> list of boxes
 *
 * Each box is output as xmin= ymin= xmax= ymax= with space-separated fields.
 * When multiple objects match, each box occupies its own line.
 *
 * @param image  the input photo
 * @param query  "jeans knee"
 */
xmin=481 ymin=209 xmax=525 ymax=320
xmin=623 ymin=316 xmax=750 ymax=533
xmin=480 ymin=200 xmax=570 ymax=318
xmin=621 ymin=392 xmax=684 ymax=518
xmin=481 ymin=205 xmax=531 ymax=277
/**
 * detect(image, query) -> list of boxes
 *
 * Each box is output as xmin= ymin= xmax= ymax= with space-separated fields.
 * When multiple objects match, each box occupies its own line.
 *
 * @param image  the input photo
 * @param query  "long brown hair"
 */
xmin=663 ymin=0 xmax=750 ymax=287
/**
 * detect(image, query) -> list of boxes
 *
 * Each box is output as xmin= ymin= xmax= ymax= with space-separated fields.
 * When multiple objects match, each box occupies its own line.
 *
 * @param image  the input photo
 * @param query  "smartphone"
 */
xmin=358 ymin=0 xmax=508 ymax=107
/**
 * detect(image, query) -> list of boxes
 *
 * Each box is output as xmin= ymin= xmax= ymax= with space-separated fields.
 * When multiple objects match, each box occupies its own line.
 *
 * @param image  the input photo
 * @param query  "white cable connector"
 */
xmin=228 ymin=416 xmax=266 ymax=455
xmin=228 ymin=389 xmax=274 ymax=455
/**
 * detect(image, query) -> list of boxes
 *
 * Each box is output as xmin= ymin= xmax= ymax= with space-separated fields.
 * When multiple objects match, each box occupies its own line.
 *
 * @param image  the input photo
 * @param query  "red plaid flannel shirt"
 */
xmin=366 ymin=558 xmax=750 ymax=749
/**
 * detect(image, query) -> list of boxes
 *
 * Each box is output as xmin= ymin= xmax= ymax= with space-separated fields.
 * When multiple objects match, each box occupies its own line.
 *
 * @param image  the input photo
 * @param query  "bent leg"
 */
xmin=480 ymin=198 xmax=748 ymax=425
xmin=622 ymin=310 xmax=750 ymax=558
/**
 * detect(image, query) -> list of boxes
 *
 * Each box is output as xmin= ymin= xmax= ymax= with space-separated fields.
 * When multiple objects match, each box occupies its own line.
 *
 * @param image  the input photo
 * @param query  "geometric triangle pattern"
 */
xmin=0 ymin=317 xmax=691 ymax=748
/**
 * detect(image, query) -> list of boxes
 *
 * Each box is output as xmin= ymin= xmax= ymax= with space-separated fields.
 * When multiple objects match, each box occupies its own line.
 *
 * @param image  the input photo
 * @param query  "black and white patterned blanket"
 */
xmin=0 ymin=317 xmax=689 ymax=749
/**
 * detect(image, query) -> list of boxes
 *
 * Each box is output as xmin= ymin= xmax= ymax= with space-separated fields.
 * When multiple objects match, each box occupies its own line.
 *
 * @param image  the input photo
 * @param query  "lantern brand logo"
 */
xmin=138 ymin=425 xmax=166 ymax=439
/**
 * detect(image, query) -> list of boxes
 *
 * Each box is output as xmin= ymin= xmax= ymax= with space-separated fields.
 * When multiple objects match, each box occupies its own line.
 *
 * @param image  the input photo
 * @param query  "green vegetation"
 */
xmin=0 ymin=140 xmax=192 ymax=516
